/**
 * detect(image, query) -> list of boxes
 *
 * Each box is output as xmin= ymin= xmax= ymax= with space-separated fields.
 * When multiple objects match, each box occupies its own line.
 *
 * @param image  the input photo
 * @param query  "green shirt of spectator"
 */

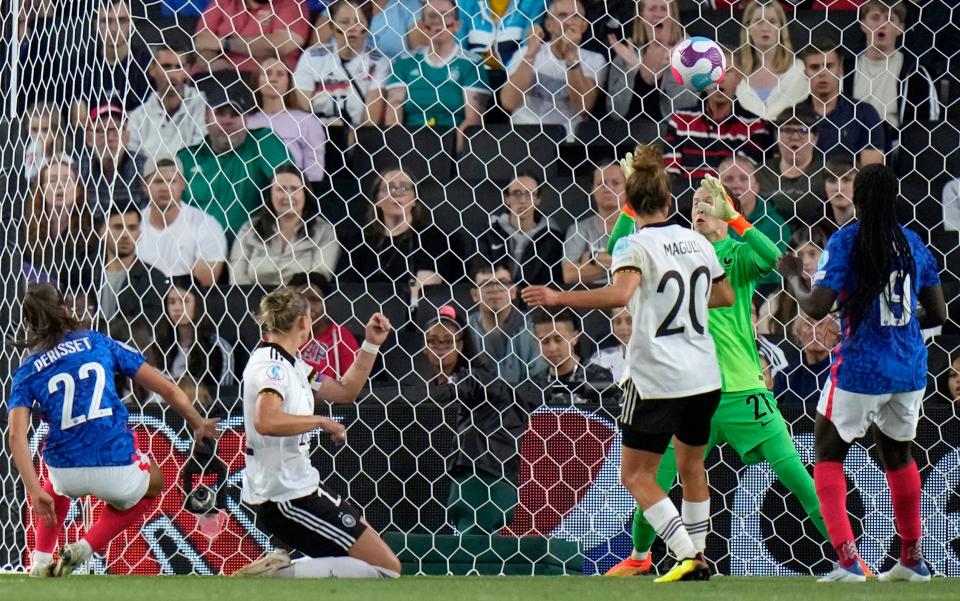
xmin=385 ymin=46 xmax=490 ymax=129
xmin=178 ymin=128 xmax=291 ymax=233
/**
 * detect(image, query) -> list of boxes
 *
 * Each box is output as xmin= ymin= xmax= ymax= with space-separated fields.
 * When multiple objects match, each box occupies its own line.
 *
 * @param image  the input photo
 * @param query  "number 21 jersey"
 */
xmin=611 ymin=223 xmax=726 ymax=399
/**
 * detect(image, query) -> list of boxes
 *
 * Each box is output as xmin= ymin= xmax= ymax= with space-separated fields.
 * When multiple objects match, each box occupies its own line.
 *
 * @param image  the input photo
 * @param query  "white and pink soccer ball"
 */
xmin=670 ymin=36 xmax=726 ymax=93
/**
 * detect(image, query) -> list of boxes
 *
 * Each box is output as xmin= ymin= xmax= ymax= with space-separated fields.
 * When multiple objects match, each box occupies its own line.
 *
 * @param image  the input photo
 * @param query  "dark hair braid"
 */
xmin=841 ymin=164 xmax=915 ymax=331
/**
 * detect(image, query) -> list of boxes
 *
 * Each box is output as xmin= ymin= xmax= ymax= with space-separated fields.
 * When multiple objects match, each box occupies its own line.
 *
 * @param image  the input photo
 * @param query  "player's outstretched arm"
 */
xmin=522 ymin=270 xmax=641 ymax=309
xmin=316 ymin=313 xmax=392 ymax=404
xmin=917 ymin=285 xmax=947 ymax=329
xmin=254 ymin=390 xmax=338 ymax=438
xmin=7 ymin=407 xmax=56 ymax=527
xmin=134 ymin=364 xmax=220 ymax=443
xmin=708 ymin=277 xmax=735 ymax=308
xmin=778 ymin=254 xmax=837 ymax=320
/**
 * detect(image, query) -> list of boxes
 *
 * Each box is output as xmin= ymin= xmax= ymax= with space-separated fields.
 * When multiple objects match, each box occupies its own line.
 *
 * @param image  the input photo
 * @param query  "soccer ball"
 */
xmin=670 ymin=37 xmax=726 ymax=93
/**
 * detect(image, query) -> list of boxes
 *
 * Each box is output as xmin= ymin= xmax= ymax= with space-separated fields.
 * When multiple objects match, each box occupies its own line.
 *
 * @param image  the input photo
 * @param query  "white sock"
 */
xmin=276 ymin=556 xmax=395 ymax=579
xmin=642 ymin=497 xmax=698 ymax=560
xmin=630 ymin=550 xmax=649 ymax=561
xmin=76 ymin=539 xmax=93 ymax=560
xmin=31 ymin=551 xmax=53 ymax=568
xmin=681 ymin=499 xmax=710 ymax=553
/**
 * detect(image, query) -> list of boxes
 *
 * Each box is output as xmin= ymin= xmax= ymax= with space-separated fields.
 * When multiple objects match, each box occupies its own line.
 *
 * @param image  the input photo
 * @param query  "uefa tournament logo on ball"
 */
xmin=671 ymin=36 xmax=726 ymax=93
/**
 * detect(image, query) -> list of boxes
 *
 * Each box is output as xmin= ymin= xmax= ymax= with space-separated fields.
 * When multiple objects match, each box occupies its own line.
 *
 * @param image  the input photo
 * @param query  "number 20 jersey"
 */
xmin=611 ymin=223 xmax=726 ymax=399
xmin=814 ymin=222 xmax=940 ymax=395
xmin=8 ymin=330 xmax=146 ymax=468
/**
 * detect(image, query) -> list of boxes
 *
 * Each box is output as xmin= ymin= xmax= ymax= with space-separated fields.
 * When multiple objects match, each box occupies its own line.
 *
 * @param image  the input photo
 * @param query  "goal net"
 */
xmin=1 ymin=0 xmax=958 ymax=577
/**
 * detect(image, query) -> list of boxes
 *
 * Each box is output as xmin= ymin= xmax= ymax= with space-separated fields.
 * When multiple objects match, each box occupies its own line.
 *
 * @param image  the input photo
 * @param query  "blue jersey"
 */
xmin=7 ymin=330 xmax=146 ymax=468
xmin=814 ymin=223 xmax=940 ymax=394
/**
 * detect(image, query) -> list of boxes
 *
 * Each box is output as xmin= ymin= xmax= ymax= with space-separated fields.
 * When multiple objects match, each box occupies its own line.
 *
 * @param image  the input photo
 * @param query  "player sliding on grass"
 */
xmin=780 ymin=164 xmax=945 ymax=583
xmin=7 ymin=284 xmax=220 ymax=577
xmin=234 ymin=287 xmax=401 ymax=579
xmin=523 ymin=145 xmax=734 ymax=582
xmin=605 ymin=174 xmax=831 ymax=576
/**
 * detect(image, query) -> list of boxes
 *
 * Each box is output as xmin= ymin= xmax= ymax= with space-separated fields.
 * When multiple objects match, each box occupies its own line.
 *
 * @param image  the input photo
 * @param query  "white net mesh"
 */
xmin=1 ymin=0 xmax=959 ymax=577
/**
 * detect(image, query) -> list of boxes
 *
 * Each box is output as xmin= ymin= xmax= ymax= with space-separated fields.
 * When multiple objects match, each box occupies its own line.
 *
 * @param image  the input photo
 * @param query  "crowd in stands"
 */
xmin=11 ymin=0 xmax=960 ymax=460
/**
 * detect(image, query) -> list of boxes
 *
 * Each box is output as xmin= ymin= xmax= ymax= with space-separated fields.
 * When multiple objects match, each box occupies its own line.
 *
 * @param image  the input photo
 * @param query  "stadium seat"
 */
xmin=459 ymin=124 xmax=567 ymax=184
xmin=350 ymin=126 xmax=458 ymax=183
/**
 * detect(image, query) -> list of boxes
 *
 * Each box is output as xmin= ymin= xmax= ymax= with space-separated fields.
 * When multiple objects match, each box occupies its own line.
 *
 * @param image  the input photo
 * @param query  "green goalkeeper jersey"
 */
xmin=708 ymin=227 xmax=783 ymax=393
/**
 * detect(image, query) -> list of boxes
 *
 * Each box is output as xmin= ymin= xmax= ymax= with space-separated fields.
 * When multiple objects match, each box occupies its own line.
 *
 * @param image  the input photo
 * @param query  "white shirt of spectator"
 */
xmin=505 ymin=42 xmax=606 ymax=139
xmin=943 ymin=179 xmax=960 ymax=232
xmin=241 ymin=345 xmax=321 ymax=504
xmin=854 ymin=51 xmax=904 ymax=129
xmin=294 ymin=39 xmax=389 ymax=126
xmin=127 ymin=86 xmax=208 ymax=159
xmin=136 ymin=203 xmax=228 ymax=278
xmin=610 ymin=224 xmax=724 ymax=399
xmin=735 ymin=59 xmax=809 ymax=121
xmin=589 ymin=346 xmax=627 ymax=383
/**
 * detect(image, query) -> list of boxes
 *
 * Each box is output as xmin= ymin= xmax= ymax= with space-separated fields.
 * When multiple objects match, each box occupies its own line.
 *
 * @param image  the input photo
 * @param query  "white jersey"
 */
xmin=241 ymin=344 xmax=320 ymax=504
xmin=610 ymin=223 xmax=725 ymax=399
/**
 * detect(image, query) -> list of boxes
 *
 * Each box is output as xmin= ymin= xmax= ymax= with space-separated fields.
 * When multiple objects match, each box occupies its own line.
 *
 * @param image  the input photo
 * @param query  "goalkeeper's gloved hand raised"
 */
xmin=696 ymin=174 xmax=752 ymax=235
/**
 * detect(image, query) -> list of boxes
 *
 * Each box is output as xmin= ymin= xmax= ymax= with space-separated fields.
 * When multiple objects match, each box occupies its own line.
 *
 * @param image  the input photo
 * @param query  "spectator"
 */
xmin=663 ymin=47 xmax=770 ymax=183
xmin=340 ymin=168 xmax=470 ymax=295
xmin=756 ymin=108 xmax=827 ymax=228
xmin=24 ymin=103 xmax=66 ymax=182
xmin=850 ymin=0 xmax=941 ymax=135
xmin=155 ymin=278 xmax=236 ymax=395
xmin=384 ymin=0 xmax=490 ymax=150
xmin=756 ymin=226 xmax=829 ymax=337
xmin=177 ymin=80 xmax=292 ymax=233
xmin=562 ymin=162 xmax=626 ymax=287
xmin=456 ymin=0 xmax=544 ymax=67
xmin=774 ymin=311 xmax=839 ymax=410
xmin=70 ymin=0 xmax=152 ymax=120
xmin=94 ymin=203 xmax=167 ymax=328
xmin=476 ymin=172 xmax=565 ymax=288
xmin=290 ymin=272 xmax=360 ymax=380
xmin=756 ymin=337 xmax=787 ymax=393
xmin=466 ymin=261 xmax=547 ymax=385
xmin=76 ymin=102 xmax=149 ymax=213
xmin=943 ymin=177 xmax=960 ymax=233
xmin=194 ymin=0 xmax=311 ymax=73
xmin=369 ymin=0 xmax=421 ymax=58
xmin=247 ymin=58 xmax=326 ymax=182
xmin=297 ymin=0 xmax=389 ymax=128
xmin=943 ymin=351 xmax=960 ymax=404
xmin=587 ymin=306 xmax=631 ymax=382
xmin=23 ymin=156 xmax=96 ymax=290
xmin=798 ymin=43 xmax=885 ymax=166
xmin=532 ymin=308 xmax=615 ymax=405
xmin=606 ymin=0 xmax=696 ymax=125
xmin=127 ymin=45 xmax=208 ymax=159
xmin=136 ymin=156 xmax=228 ymax=288
xmin=404 ymin=305 xmax=531 ymax=534
xmin=825 ymin=156 xmax=857 ymax=229
xmin=230 ymin=164 xmax=340 ymax=285
xmin=735 ymin=0 xmax=808 ymax=120
xmin=64 ymin=289 xmax=98 ymax=332
xmin=718 ymin=154 xmax=790 ymax=289
xmin=501 ymin=0 xmax=605 ymax=139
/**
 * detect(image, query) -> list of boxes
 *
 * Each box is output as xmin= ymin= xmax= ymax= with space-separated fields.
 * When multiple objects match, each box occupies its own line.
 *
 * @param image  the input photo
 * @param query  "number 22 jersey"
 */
xmin=814 ymin=222 xmax=940 ymax=394
xmin=611 ymin=222 xmax=726 ymax=399
xmin=8 ymin=330 xmax=146 ymax=468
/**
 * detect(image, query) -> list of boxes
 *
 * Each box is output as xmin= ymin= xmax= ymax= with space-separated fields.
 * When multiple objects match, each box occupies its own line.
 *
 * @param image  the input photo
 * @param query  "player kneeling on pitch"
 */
xmin=523 ymin=146 xmax=735 ymax=582
xmin=236 ymin=287 xmax=401 ymax=578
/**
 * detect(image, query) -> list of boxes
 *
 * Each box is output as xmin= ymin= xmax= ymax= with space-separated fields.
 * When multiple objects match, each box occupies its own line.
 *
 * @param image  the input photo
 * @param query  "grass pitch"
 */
xmin=2 ymin=574 xmax=959 ymax=601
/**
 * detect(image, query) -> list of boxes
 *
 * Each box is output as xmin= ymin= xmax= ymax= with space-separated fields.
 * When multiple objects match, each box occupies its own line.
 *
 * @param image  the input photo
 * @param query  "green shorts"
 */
xmin=707 ymin=389 xmax=789 ymax=465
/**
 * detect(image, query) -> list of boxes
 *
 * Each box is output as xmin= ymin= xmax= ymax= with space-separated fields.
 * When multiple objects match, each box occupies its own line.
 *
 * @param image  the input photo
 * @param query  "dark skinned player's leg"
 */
xmin=873 ymin=425 xmax=922 ymax=567
xmin=813 ymin=414 xmax=858 ymax=568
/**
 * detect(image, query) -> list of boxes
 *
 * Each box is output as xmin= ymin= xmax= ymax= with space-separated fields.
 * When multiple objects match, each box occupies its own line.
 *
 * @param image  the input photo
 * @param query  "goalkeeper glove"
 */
xmin=606 ymin=152 xmax=640 ymax=254
xmin=697 ymin=174 xmax=752 ymax=236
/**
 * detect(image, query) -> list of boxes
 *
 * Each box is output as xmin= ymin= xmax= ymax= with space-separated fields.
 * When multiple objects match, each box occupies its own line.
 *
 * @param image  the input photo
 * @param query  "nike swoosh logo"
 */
xmin=490 ymin=243 xmax=504 ymax=249
xmin=760 ymin=420 xmax=773 ymax=427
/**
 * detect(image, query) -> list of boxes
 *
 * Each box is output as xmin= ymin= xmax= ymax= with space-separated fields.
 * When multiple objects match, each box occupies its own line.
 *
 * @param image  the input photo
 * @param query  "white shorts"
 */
xmin=817 ymin=380 xmax=924 ymax=443
xmin=47 ymin=452 xmax=152 ymax=510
